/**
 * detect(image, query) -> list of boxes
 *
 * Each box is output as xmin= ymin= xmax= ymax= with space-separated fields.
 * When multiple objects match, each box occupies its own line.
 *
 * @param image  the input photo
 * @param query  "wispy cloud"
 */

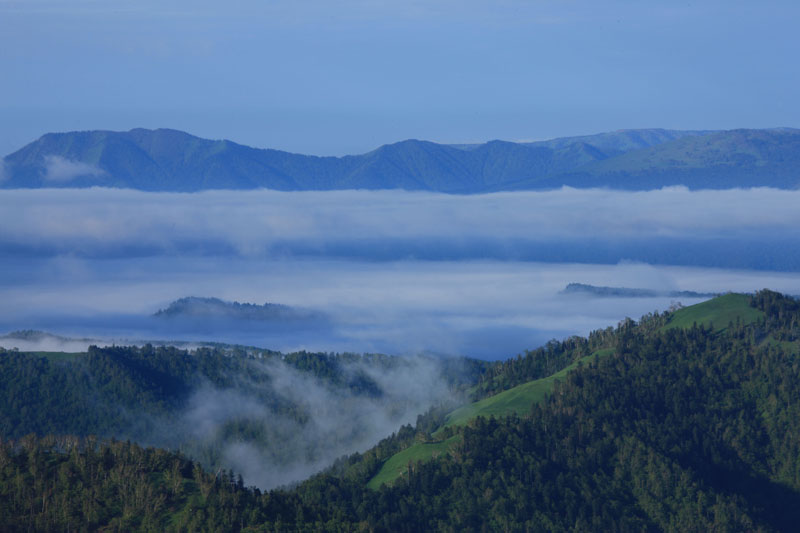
xmin=43 ymin=155 xmax=105 ymax=182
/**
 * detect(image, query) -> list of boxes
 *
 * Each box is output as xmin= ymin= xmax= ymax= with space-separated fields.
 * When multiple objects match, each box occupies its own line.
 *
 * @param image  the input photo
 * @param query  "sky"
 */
xmin=1 ymin=0 xmax=799 ymax=156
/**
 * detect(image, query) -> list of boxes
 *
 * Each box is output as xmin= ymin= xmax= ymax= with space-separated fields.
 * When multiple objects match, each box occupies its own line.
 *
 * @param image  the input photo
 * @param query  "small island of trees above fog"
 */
xmin=3 ymin=127 xmax=800 ymax=192
xmin=561 ymin=283 xmax=717 ymax=299
xmin=2 ymin=290 xmax=800 ymax=531
xmin=154 ymin=296 xmax=325 ymax=322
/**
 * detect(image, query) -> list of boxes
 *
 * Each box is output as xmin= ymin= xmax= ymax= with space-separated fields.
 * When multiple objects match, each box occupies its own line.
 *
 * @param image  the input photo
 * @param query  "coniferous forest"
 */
xmin=1 ymin=290 xmax=799 ymax=531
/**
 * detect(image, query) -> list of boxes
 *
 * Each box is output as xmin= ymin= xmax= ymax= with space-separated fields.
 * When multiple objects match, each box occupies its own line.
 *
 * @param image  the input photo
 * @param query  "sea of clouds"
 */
xmin=1 ymin=187 xmax=799 ymax=358
xmin=0 ymin=187 xmax=798 ymax=262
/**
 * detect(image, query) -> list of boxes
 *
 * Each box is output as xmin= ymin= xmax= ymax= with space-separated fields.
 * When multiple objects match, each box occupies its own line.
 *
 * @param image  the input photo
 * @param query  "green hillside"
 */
xmin=352 ymin=291 xmax=800 ymax=531
xmin=368 ymin=291 xmax=770 ymax=489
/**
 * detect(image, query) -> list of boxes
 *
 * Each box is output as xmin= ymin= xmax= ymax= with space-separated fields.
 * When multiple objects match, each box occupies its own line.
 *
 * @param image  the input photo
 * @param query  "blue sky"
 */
xmin=1 ymin=0 xmax=798 ymax=156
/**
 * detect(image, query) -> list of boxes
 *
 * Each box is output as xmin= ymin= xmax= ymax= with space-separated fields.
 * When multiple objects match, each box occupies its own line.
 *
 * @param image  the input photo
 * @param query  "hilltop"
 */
xmin=3 ymin=127 xmax=799 ymax=192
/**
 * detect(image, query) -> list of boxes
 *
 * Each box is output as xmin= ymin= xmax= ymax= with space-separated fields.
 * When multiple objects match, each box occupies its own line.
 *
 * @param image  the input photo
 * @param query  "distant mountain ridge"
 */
xmin=2 ymin=127 xmax=799 ymax=192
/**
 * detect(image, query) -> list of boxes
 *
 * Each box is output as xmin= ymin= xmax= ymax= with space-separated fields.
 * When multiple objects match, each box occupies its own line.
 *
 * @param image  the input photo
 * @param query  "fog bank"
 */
xmin=2 ymin=258 xmax=799 ymax=359
xmin=0 ymin=187 xmax=798 ymax=269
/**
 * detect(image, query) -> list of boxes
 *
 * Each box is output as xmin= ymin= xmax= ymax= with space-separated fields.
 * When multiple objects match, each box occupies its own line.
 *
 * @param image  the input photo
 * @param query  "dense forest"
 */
xmin=1 ymin=290 xmax=800 ymax=531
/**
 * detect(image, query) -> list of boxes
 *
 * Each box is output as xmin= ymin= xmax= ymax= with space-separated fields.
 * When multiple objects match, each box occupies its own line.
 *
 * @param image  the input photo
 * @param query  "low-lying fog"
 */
xmin=2 ymin=187 xmax=800 ymax=359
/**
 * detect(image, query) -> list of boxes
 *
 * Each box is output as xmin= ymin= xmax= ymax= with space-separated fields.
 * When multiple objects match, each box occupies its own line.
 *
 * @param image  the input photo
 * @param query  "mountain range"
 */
xmin=2 ymin=127 xmax=799 ymax=192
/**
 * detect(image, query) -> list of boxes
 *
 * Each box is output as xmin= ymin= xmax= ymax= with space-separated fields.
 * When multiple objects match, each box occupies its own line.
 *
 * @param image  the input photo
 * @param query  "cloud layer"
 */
xmin=0 ymin=187 xmax=799 ymax=269
xmin=2 ymin=256 xmax=799 ymax=359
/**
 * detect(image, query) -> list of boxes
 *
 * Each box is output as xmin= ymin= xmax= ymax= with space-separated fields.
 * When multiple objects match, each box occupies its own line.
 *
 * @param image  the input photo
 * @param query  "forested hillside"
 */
xmin=2 ymin=290 xmax=800 ymax=531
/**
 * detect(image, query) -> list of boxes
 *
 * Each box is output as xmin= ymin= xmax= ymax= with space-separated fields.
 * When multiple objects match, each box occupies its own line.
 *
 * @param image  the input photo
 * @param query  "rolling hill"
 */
xmin=3 ymin=127 xmax=798 ymax=192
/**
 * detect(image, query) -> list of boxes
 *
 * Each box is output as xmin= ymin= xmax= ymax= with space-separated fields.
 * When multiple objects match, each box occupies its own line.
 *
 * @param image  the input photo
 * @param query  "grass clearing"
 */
xmin=760 ymin=336 xmax=800 ymax=354
xmin=663 ymin=293 xmax=763 ymax=332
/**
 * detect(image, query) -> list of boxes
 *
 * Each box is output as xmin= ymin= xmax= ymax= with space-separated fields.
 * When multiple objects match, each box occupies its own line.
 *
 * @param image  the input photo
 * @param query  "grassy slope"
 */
xmin=441 ymin=348 xmax=614 ymax=430
xmin=663 ymin=293 xmax=763 ymax=332
xmin=368 ymin=348 xmax=614 ymax=488
xmin=367 ymin=434 xmax=462 ymax=490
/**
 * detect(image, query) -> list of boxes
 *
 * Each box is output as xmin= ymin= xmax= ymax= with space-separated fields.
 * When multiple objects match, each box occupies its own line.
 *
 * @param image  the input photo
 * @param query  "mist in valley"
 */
xmin=150 ymin=354 xmax=461 ymax=489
